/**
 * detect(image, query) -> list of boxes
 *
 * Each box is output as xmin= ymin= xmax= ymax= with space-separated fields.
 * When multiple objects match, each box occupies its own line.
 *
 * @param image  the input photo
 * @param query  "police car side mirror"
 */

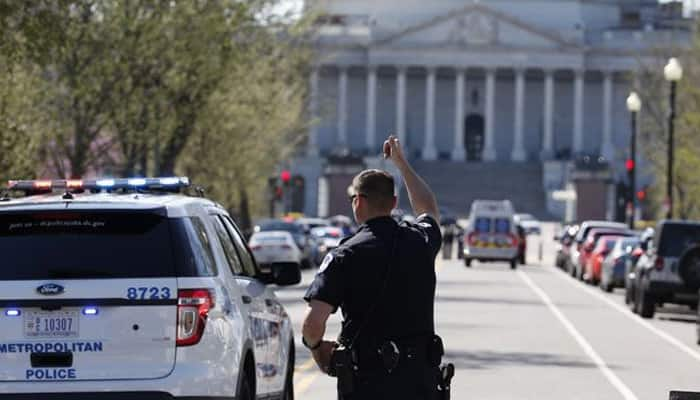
xmin=271 ymin=263 xmax=301 ymax=286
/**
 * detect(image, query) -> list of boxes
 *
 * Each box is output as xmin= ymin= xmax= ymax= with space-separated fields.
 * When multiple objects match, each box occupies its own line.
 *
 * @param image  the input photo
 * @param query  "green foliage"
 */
xmin=635 ymin=31 xmax=700 ymax=220
xmin=0 ymin=0 xmax=312 ymax=219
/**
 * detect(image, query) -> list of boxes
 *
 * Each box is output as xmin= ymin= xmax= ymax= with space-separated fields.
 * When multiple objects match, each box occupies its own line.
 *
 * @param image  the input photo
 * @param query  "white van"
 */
xmin=463 ymin=200 xmax=519 ymax=269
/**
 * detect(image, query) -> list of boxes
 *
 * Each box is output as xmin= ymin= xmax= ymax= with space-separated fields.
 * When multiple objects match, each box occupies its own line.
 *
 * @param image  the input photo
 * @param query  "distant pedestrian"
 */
xmin=442 ymin=224 xmax=454 ymax=260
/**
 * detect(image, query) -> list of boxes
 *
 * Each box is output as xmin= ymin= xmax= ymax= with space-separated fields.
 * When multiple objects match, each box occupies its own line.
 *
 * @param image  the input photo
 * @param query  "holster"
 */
xmin=329 ymin=345 xmax=357 ymax=396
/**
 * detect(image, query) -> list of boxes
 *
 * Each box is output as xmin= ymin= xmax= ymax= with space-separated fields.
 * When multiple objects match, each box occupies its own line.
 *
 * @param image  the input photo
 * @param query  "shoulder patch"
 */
xmin=319 ymin=253 xmax=334 ymax=273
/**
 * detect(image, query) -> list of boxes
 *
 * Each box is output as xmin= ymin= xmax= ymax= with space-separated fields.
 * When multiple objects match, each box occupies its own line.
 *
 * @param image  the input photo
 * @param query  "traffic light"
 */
xmin=280 ymin=170 xmax=291 ymax=186
xmin=625 ymin=159 xmax=635 ymax=172
xmin=636 ymin=189 xmax=646 ymax=201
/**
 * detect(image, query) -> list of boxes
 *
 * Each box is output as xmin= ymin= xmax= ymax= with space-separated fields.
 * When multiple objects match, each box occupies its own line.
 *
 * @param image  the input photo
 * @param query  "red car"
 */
xmin=578 ymin=228 xmax=631 ymax=280
xmin=585 ymin=235 xmax=624 ymax=284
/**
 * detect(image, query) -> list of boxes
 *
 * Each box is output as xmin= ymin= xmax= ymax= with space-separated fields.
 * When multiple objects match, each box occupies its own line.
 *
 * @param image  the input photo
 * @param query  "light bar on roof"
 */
xmin=7 ymin=177 xmax=191 ymax=193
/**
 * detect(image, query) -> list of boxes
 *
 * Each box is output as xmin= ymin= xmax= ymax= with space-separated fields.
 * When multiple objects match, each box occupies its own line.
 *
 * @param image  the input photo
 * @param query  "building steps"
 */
xmin=398 ymin=161 xmax=551 ymax=219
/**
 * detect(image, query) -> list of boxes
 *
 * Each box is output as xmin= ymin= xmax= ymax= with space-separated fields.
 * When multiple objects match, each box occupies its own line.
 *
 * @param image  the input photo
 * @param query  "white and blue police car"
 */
xmin=0 ymin=177 xmax=300 ymax=400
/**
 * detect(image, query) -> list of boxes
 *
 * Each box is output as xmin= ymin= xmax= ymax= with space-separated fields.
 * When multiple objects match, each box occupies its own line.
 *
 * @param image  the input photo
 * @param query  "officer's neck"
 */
xmin=360 ymin=212 xmax=393 ymax=225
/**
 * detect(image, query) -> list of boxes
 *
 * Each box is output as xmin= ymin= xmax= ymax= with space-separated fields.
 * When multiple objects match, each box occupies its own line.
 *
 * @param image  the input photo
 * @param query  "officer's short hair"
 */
xmin=351 ymin=169 xmax=395 ymax=211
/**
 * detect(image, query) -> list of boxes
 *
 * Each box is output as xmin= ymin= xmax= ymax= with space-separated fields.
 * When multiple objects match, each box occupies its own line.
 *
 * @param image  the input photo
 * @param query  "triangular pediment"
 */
xmin=375 ymin=4 xmax=577 ymax=50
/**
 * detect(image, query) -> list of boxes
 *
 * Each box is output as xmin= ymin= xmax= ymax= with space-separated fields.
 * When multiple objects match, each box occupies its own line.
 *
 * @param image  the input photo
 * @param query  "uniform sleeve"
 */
xmin=414 ymin=213 xmax=443 ymax=257
xmin=303 ymin=248 xmax=347 ymax=313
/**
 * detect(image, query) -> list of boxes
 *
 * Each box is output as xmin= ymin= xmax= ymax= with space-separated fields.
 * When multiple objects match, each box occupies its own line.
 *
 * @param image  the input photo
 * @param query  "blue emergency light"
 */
xmin=7 ymin=177 xmax=191 ymax=193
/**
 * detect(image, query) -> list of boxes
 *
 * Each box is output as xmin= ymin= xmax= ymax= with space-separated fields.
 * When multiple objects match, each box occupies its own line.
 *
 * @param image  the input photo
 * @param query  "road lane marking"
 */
xmin=295 ymin=358 xmax=316 ymax=373
xmin=551 ymin=267 xmax=700 ymax=364
xmin=295 ymin=371 xmax=320 ymax=396
xmin=518 ymin=270 xmax=639 ymax=400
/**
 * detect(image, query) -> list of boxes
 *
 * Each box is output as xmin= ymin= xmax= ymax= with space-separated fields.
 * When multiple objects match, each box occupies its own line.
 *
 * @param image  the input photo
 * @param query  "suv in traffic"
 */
xmin=632 ymin=220 xmax=700 ymax=318
xmin=0 ymin=178 xmax=299 ymax=400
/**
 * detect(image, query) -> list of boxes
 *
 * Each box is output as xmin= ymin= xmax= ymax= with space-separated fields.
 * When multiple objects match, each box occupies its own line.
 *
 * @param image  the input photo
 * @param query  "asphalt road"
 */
xmin=274 ymin=223 xmax=700 ymax=400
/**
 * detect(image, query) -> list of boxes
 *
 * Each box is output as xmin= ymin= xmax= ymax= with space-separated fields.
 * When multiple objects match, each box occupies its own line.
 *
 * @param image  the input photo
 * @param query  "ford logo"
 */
xmin=36 ymin=283 xmax=64 ymax=296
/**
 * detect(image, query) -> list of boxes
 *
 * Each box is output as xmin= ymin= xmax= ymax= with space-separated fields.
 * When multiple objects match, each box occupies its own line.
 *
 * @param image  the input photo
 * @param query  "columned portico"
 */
xmin=573 ymin=69 xmax=584 ymax=154
xmin=423 ymin=67 xmax=438 ymax=161
xmin=337 ymin=66 xmax=348 ymax=149
xmin=307 ymin=67 xmax=320 ymax=157
xmin=511 ymin=69 xmax=527 ymax=162
xmin=318 ymin=64 xmax=626 ymax=162
xmin=395 ymin=67 xmax=407 ymax=145
xmin=365 ymin=66 xmax=377 ymax=151
xmin=542 ymin=70 xmax=554 ymax=160
xmin=601 ymin=71 xmax=614 ymax=160
xmin=483 ymin=69 xmax=497 ymax=161
xmin=452 ymin=69 xmax=466 ymax=161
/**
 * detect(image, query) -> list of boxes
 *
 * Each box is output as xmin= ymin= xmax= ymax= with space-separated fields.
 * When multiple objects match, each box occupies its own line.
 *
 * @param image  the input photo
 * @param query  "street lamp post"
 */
xmin=664 ymin=57 xmax=683 ymax=220
xmin=626 ymin=92 xmax=641 ymax=229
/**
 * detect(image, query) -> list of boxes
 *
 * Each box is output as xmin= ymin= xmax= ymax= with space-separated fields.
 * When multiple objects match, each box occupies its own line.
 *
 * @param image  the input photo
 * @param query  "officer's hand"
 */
xmin=383 ymin=135 xmax=407 ymax=166
xmin=311 ymin=340 xmax=336 ymax=374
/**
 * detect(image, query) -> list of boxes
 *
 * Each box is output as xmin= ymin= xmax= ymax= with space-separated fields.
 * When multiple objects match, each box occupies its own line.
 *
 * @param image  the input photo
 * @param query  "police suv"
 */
xmin=0 ymin=177 xmax=299 ymax=400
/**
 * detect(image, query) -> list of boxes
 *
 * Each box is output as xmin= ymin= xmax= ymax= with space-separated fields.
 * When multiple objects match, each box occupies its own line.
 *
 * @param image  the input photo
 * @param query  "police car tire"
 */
xmin=638 ymin=288 xmax=655 ymax=319
xmin=282 ymin=342 xmax=295 ymax=400
xmin=238 ymin=357 xmax=255 ymax=400
xmin=510 ymin=259 xmax=517 ymax=270
xmin=464 ymin=258 xmax=472 ymax=267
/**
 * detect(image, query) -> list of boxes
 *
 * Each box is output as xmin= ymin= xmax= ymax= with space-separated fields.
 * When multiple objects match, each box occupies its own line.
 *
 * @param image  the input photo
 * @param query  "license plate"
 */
xmin=24 ymin=311 xmax=79 ymax=338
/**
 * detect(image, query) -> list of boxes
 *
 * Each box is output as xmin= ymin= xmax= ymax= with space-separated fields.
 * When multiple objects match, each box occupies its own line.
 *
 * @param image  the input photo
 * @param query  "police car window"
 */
xmin=169 ymin=217 xmax=218 ymax=277
xmin=0 ymin=211 xmax=177 ymax=279
xmin=475 ymin=218 xmax=491 ymax=233
xmin=220 ymin=216 xmax=258 ymax=277
xmin=209 ymin=215 xmax=245 ymax=275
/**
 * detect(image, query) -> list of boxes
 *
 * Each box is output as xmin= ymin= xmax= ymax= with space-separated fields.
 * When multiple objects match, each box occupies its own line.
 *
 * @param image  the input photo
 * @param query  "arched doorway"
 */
xmin=464 ymin=114 xmax=485 ymax=161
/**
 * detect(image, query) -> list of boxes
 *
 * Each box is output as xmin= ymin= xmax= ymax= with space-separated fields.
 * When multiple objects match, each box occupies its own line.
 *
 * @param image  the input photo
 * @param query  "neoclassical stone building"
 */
xmin=294 ymin=0 xmax=692 ymax=218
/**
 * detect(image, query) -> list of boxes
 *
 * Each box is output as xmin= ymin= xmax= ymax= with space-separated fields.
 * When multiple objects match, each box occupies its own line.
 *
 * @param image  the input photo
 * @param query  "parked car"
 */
xmin=632 ymin=220 xmax=700 ymax=318
xmin=311 ymin=226 xmax=344 ymax=261
xmin=255 ymin=219 xmax=316 ymax=269
xmin=514 ymin=213 xmax=541 ymax=235
xmin=577 ymin=228 xmax=633 ymax=280
xmin=570 ymin=221 xmax=628 ymax=278
xmin=625 ymin=228 xmax=655 ymax=307
xmin=0 ymin=177 xmax=299 ymax=399
xmin=600 ymin=236 xmax=640 ymax=292
xmin=249 ymin=231 xmax=304 ymax=272
xmin=585 ymin=235 xmax=626 ymax=285
xmin=555 ymin=225 xmax=578 ymax=270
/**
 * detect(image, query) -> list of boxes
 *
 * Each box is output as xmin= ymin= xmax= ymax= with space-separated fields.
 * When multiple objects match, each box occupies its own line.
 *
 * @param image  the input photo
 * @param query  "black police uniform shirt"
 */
xmin=304 ymin=214 xmax=442 ymax=347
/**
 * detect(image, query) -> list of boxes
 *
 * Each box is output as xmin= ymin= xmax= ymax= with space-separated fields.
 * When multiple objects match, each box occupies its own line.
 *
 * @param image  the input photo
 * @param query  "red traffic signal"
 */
xmin=636 ymin=190 xmax=646 ymax=201
xmin=280 ymin=170 xmax=291 ymax=184
xmin=625 ymin=159 xmax=635 ymax=172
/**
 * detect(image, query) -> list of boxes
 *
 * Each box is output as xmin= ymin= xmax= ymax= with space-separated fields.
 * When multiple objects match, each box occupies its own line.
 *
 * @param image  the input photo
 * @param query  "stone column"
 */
xmin=307 ymin=67 xmax=320 ymax=157
xmin=337 ymin=66 xmax=348 ymax=148
xmin=423 ymin=67 xmax=438 ymax=160
xmin=365 ymin=66 xmax=377 ymax=153
xmin=573 ymin=69 xmax=585 ymax=154
xmin=396 ymin=67 xmax=407 ymax=144
xmin=601 ymin=71 xmax=614 ymax=160
xmin=452 ymin=68 xmax=466 ymax=161
xmin=511 ymin=68 xmax=527 ymax=161
xmin=483 ymin=68 xmax=497 ymax=161
xmin=542 ymin=69 xmax=555 ymax=160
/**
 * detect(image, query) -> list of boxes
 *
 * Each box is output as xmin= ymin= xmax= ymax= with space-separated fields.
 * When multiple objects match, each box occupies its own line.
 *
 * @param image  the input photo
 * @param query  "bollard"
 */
xmin=538 ymin=240 xmax=543 ymax=262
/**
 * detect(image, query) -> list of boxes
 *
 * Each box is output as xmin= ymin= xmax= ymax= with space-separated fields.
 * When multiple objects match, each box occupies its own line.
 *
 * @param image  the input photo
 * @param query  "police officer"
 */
xmin=302 ymin=135 xmax=443 ymax=400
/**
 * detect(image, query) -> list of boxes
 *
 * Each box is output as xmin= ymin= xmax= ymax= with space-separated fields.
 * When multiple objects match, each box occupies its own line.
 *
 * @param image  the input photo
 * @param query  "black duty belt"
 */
xmin=353 ymin=335 xmax=437 ymax=373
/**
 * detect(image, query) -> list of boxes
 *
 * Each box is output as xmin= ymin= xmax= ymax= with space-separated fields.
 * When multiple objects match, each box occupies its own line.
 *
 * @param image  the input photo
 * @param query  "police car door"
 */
xmin=0 ymin=209 xmax=178 ymax=382
xmin=228 ymin=223 xmax=290 ymax=394
xmin=219 ymin=216 xmax=276 ymax=396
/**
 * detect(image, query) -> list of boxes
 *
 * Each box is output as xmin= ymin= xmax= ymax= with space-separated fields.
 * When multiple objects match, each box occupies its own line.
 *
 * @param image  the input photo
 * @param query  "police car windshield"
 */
xmin=0 ymin=211 xmax=178 ymax=280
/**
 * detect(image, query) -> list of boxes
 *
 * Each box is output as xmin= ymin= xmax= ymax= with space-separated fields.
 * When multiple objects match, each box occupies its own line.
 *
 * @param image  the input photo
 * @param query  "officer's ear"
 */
xmin=390 ymin=196 xmax=397 ymax=211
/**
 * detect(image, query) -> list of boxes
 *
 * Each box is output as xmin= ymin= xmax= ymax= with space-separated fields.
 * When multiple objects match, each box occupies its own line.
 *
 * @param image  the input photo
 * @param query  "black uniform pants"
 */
xmin=338 ymin=364 xmax=438 ymax=400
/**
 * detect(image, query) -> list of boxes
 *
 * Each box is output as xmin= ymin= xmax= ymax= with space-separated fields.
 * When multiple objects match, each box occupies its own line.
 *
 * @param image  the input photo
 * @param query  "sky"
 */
xmin=273 ymin=0 xmax=700 ymax=16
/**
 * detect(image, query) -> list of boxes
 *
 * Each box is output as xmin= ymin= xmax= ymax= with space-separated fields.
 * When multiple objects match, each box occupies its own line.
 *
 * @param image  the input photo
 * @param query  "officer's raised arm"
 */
xmin=383 ymin=135 xmax=440 ymax=222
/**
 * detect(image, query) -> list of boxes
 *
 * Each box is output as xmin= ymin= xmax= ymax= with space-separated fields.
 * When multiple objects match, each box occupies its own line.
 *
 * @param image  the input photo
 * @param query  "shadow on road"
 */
xmin=443 ymin=349 xmax=602 ymax=370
